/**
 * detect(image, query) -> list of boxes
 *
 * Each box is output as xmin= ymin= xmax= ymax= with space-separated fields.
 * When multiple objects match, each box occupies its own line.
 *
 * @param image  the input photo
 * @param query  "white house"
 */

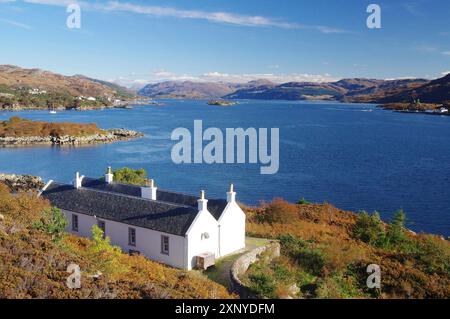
xmin=40 ymin=168 xmax=246 ymax=270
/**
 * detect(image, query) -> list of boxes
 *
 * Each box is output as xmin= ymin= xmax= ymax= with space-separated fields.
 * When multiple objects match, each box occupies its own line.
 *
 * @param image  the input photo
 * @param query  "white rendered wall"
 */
xmin=218 ymin=202 xmax=246 ymax=257
xmin=185 ymin=210 xmax=219 ymax=270
xmin=62 ymin=210 xmax=187 ymax=269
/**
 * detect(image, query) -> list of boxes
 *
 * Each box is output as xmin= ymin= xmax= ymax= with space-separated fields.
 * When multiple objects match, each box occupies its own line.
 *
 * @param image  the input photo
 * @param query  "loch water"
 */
xmin=1 ymin=99 xmax=449 ymax=236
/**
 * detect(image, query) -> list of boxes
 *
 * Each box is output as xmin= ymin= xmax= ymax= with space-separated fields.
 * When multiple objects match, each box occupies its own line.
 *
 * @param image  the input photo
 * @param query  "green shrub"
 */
xmin=352 ymin=211 xmax=385 ymax=246
xmin=32 ymin=207 xmax=67 ymax=241
xmin=384 ymin=210 xmax=408 ymax=246
xmin=278 ymin=234 xmax=325 ymax=276
xmin=248 ymin=272 xmax=276 ymax=298
xmin=414 ymin=235 xmax=450 ymax=275
xmin=112 ymin=167 xmax=148 ymax=186
xmin=297 ymin=198 xmax=310 ymax=205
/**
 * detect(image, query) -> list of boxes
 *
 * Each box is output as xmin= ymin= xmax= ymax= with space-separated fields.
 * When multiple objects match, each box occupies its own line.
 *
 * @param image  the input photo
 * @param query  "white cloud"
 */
xmin=413 ymin=45 xmax=438 ymax=53
xmin=442 ymin=51 xmax=450 ymax=56
xmin=19 ymin=0 xmax=348 ymax=33
xmin=0 ymin=17 xmax=31 ymax=29
xmin=112 ymin=70 xmax=338 ymax=88
xmin=199 ymin=71 xmax=336 ymax=83
xmin=442 ymin=71 xmax=450 ymax=76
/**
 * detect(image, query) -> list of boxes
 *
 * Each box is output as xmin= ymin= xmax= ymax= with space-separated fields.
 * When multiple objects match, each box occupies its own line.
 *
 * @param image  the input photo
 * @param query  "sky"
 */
xmin=0 ymin=0 xmax=449 ymax=87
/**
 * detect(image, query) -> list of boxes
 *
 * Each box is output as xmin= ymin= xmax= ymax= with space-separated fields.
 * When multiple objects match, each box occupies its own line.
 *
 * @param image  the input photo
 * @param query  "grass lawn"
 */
xmin=201 ymin=237 xmax=271 ymax=290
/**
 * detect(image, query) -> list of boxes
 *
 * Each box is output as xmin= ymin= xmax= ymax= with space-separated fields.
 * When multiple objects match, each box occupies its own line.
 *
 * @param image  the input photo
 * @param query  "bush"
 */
xmin=257 ymin=199 xmax=298 ymax=224
xmin=297 ymin=198 xmax=310 ymax=205
xmin=32 ymin=207 xmax=67 ymax=241
xmin=279 ymin=234 xmax=325 ymax=276
xmin=113 ymin=167 xmax=148 ymax=186
xmin=248 ymin=272 xmax=276 ymax=298
xmin=414 ymin=235 xmax=450 ymax=275
xmin=385 ymin=210 xmax=408 ymax=247
xmin=352 ymin=211 xmax=385 ymax=246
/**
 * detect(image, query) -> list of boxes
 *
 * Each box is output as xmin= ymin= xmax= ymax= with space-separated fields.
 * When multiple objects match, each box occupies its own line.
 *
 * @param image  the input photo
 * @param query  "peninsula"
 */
xmin=0 ymin=117 xmax=143 ymax=146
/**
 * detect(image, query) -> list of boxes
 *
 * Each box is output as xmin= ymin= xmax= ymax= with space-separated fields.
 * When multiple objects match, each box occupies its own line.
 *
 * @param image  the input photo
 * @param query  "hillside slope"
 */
xmin=0 ymin=65 xmax=134 ymax=110
xmin=0 ymin=184 xmax=233 ymax=299
xmin=244 ymin=199 xmax=450 ymax=299
xmin=138 ymin=81 xmax=240 ymax=99
xmin=0 ymin=65 xmax=129 ymax=98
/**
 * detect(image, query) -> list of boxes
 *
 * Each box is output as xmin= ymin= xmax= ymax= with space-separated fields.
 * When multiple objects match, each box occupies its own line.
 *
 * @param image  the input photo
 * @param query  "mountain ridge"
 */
xmin=138 ymin=75 xmax=448 ymax=105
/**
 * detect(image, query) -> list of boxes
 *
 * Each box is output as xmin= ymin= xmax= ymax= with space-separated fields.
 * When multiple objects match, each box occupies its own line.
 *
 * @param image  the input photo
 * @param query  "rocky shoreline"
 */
xmin=0 ymin=173 xmax=44 ymax=192
xmin=0 ymin=129 xmax=144 ymax=146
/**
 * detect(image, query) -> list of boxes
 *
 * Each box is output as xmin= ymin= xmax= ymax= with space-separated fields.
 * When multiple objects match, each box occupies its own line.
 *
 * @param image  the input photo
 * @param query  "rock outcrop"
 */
xmin=0 ymin=129 xmax=143 ymax=146
xmin=0 ymin=173 xmax=44 ymax=192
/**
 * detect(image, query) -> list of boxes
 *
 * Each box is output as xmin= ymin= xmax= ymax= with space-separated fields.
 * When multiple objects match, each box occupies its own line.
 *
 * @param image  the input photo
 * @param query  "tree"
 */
xmin=352 ymin=211 xmax=385 ymax=246
xmin=112 ymin=167 xmax=148 ymax=186
xmin=32 ymin=207 xmax=68 ymax=241
xmin=385 ymin=209 xmax=407 ymax=246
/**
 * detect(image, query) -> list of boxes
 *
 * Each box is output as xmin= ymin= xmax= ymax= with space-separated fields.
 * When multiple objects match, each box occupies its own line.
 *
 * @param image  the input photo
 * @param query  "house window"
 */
xmin=72 ymin=214 xmax=78 ymax=232
xmin=128 ymin=228 xmax=136 ymax=246
xmin=98 ymin=220 xmax=106 ymax=238
xmin=161 ymin=235 xmax=169 ymax=255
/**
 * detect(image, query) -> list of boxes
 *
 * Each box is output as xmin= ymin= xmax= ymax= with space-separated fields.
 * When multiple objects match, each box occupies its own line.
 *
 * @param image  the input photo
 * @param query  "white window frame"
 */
xmin=128 ymin=227 xmax=136 ymax=246
xmin=161 ymin=235 xmax=169 ymax=255
xmin=72 ymin=214 xmax=78 ymax=232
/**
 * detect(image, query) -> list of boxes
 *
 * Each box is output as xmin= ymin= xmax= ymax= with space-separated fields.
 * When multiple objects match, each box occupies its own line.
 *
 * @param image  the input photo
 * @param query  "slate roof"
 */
xmin=81 ymin=177 xmax=228 ymax=220
xmin=41 ymin=178 xmax=229 ymax=235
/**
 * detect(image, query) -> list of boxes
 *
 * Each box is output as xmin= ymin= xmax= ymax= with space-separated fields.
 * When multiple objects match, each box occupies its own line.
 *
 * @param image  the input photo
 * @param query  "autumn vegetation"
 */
xmin=0 ymin=117 xmax=105 ymax=138
xmin=0 ymin=183 xmax=233 ymax=299
xmin=244 ymin=198 xmax=450 ymax=299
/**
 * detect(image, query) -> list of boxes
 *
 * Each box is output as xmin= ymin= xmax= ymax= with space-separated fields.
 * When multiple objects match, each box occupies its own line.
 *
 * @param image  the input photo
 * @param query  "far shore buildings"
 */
xmin=40 ymin=168 xmax=246 ymax=270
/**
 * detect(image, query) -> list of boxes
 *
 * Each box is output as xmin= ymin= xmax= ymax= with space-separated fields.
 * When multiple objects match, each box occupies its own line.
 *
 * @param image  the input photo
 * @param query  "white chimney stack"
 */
xmin=141 ymin=179 xmax=157 ymax=200
xmin=74 ymin=172 xmax=85 ymax=189
xmin=227 ymin=184 xmax=236 ymax=203
xmin=105 ymin=166 xmax=114 ymax=184
xmin=198 ymin=190 xmax=208 ymax=211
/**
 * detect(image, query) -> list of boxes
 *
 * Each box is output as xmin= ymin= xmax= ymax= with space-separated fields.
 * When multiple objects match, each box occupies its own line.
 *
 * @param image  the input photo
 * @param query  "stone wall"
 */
xmin=230 ymin=241 xmax=280 ymax=299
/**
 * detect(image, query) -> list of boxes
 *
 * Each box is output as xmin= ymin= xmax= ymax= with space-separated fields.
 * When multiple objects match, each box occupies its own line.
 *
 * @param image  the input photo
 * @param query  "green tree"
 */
xmin=32 ymin=207 xmax=68 ymax=241
xmin=297 ymin=198 xmax=310 ymax=205
xmin=352 ymin=211 xmax=385 ymax=246
xmin=112 ymin=167 xmax=148 ymax=186
xmin=385 ymin=209 xmax=408 ymax=246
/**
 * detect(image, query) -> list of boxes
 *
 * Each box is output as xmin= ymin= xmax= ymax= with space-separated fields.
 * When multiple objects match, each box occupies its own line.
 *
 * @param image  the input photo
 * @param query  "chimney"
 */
xmin=105 ymin=166 xmax=114 ymax=184
xmin=198 ymin=190 xmax=208 ymax=211
xmin=74 ymin=172 xmax=85 ymax=189
xmin=141 ymin=179 xmax=157 ymax=200
xmin=227 ymin=184 xmax=236 ymax=203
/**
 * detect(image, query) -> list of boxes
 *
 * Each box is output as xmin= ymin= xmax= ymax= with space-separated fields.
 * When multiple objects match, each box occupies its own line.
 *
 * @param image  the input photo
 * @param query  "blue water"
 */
xmin=1 ymin=100 xmax=449 ymax=236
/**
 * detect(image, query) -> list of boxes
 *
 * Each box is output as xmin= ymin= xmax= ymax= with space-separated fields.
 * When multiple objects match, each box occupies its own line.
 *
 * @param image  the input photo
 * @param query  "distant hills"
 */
xmin=0 ymin=65 xmax=133 ymax=99
xmin=139 ymin=75 xmax=449 ymax=105
xmin=1 ymin=65 xmax=448 ymax=107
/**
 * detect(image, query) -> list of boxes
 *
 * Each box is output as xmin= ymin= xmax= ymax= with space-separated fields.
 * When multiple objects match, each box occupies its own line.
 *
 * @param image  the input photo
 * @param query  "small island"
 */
xmin=0 ymin=117 xmax=143 ymax=146
xmin=207 ymin=99 xmax=238 ymax=106
xmin=382 ymin=100 xmax=449 ymax=115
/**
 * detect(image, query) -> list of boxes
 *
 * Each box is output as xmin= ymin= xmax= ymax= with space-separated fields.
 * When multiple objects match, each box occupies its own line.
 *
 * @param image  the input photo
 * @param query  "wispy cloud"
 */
xmin=19 ymin=0 xmax=348 ymax=33
xmin=413 ymin=45 xmax=438 ymax=53
xmin=112 ymin=69 xmax=338 ymax=88
xmin=0 ymin=17 xmax=31 ymax=29
xmin=442 ymin=51 xmax=450 ymax=56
